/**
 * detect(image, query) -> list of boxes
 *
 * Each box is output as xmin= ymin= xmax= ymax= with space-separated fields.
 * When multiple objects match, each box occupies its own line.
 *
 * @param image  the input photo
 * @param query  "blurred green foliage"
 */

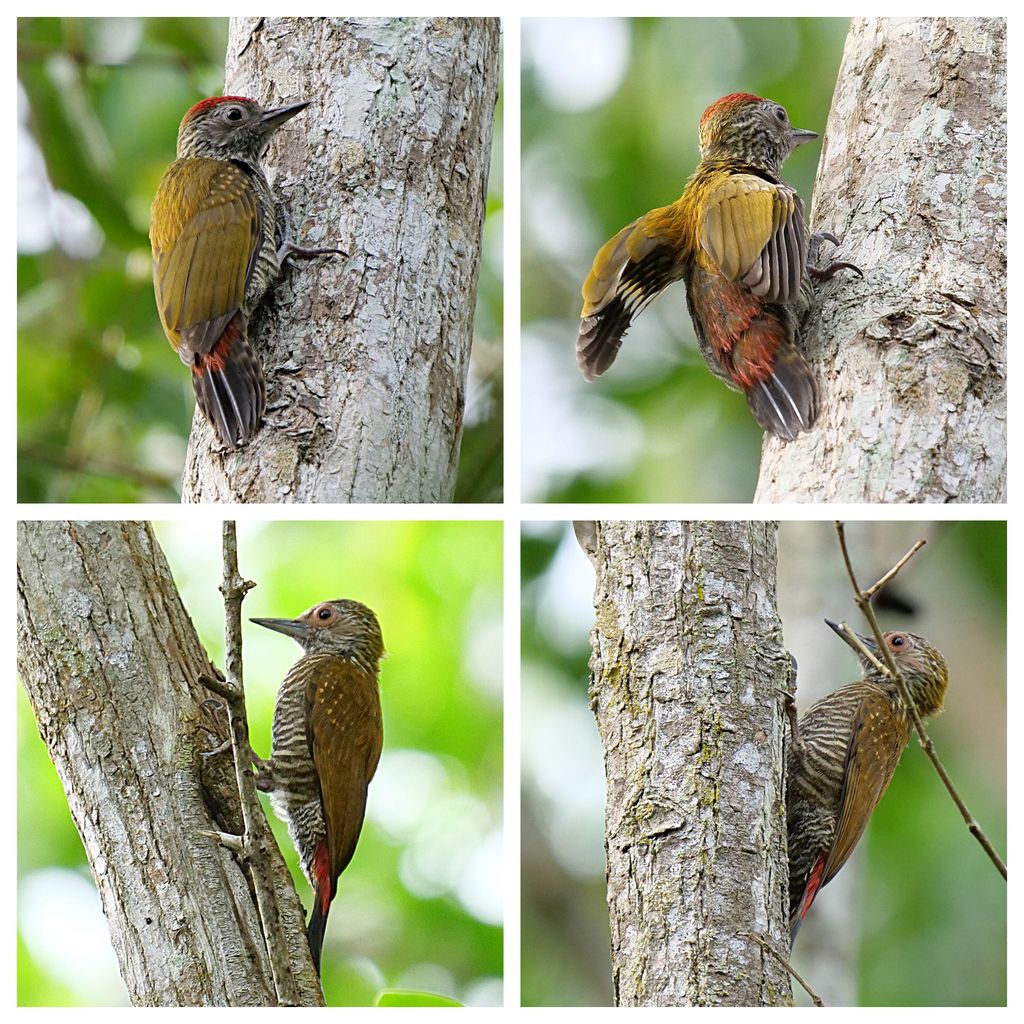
xmin=17 ymin=17 xmax=503 ymax=502
xmin=521 ymin=17 xmax=849 ymax=502
xmin=521 ymin=520 xmax=1006 ymax=1006
xmin=18 ymin=520 xmax=503 ymax=1006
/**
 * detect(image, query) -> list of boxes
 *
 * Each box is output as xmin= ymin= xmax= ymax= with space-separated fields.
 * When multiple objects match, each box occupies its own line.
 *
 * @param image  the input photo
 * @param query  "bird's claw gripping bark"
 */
xmin=275 ymin=202 xmax=346 ymax=265
xmin=277 ymin=239 xmax=347 ymax=265
xmin=808 ymin=230 xmax=862 ymax=283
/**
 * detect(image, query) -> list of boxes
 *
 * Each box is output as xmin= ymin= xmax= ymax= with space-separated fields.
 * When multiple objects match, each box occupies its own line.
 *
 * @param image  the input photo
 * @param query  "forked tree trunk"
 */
xmin=756 ymin=17 xmax=1006 ymax=503
xmin=17 ymin=521 xmax=321 ymax=1006
xmin=182 ymin=17 xmax=499 ymax=503
xmin=581 ymin=520 xmax=791 ymax=1006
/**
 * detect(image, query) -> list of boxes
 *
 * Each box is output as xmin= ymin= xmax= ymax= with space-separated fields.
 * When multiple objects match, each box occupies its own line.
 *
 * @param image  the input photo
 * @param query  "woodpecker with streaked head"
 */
xmin=251 ymin=599 xmax=384 ymax=974
xmin=151 ymin=95 xmax=341 ymax=449
xmin=786 ymin=620 xmax=949 ymax=941
xmin=578 ymin=92 xmax=858 ymax=441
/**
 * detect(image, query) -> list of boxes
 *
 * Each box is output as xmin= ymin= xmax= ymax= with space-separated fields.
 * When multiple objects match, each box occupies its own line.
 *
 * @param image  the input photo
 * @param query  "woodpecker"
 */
xmin=786 ymin=620 xmax=949 ymax=941
xmin=150 ymin=96 xmax=340 ymax=449
xmin=578 ymin=92 xmax=858 ymax=441
xmin=251 ymin=600 xmax=384 ymax=974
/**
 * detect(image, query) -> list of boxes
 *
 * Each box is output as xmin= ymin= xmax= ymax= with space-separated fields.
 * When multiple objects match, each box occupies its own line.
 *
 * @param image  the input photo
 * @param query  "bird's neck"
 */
xmin=696 ymin=155 xmax=785 ymax=182
xmin=872 ymin=669 xmax=947 ymax=719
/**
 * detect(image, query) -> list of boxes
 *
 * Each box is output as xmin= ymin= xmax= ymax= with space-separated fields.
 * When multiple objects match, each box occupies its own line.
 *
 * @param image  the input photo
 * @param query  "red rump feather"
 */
xmin=183 ymin=95 xmax=254 ymax=122
xmin=312 ymin=839 xmax=332 ymax=913
xmin=798 ymin=851 xmax=828 ymax=921
xmin=191 ymin=315 xmax=244 ymax=377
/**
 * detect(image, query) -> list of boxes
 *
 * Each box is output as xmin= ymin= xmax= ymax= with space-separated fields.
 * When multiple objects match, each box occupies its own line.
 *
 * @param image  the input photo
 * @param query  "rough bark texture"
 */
xmin=756 ymin=17 xmax=1006 ymax=503
xmin=182 ymin=17 xmax=499 ymax=503
xmin=584 ymin=521 xmax=791 ymax=1007
xmin=17 ymin=521 xmax=322 ymax=1006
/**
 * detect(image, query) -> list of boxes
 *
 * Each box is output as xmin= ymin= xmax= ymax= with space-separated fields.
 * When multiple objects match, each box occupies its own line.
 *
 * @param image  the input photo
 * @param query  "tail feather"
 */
xmin=307 ymin=899 xmax=328 ymax=977
xmin=190 ymin=313 xmax=266 ymax=449
xmin=744 ymin=344 xmax=818 ymax=441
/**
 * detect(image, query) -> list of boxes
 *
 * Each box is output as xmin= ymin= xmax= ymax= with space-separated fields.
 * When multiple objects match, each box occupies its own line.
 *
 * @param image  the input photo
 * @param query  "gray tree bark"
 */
xmin=582 ymin=520 xmax=791 ymax=1007
xmin=182 ymin=17 xmax=499 ymax=503
xmin=756 ymin=17 xmax=1006 ymax=503
xmin=17 ymin=521 xmax=322 ymax=1006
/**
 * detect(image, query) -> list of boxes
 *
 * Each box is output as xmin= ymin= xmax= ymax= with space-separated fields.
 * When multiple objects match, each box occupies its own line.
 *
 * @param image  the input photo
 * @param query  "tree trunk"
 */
xmin=182 ymin=17 xmax=499 ymax=503
xmin=583 ymin=521 xmax=791 ymax=1007
xmin=756 ymin=17 xmax=1006 ymax=503
xmin=16 ymin=521 xmax=322 ymax=1006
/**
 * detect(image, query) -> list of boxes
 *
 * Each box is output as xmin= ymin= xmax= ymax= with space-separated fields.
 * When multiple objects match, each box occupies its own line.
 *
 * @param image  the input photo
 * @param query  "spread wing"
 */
xmin=820 ymin=689 xmax=910 ymax=888
xmin=700 ymin=173 xmax=807 ymax=304
xmin=305 ymin=657 xmax=383 ymax=890
xmin=150 ymin=157 xmax=262 ymax=356
xmin=576 ymin=210 xmax=684 ymax=381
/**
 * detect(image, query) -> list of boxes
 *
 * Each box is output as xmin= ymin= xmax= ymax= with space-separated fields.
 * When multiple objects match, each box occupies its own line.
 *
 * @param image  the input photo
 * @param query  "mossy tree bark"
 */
xmin=17 ymin=521 xmax=321 ymax=1006
xmin=182 ymin=17 xmax=499 ymax=503
xmin=580 ymin=520 xmax=791 ymax=1006
xmin=756 ymin=17 xmax=1006 ymax=503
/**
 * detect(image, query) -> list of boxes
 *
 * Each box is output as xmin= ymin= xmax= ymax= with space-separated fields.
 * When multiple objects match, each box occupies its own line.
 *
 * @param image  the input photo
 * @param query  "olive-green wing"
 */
xmin=700 ymin=173 xmax=807 ymax=304
xmin=150 ymin=157 xmax=262 ymax=356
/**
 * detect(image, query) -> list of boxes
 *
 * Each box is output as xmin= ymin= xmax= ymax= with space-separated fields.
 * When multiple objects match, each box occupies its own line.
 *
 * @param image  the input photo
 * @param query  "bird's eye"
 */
xmin=317 ymin=607 xmax=333 ymax=621
xmin=775 ymin=106 xmax=787 ymax=122
xmin=226 ymin=106 xmax=244 ymax=121
xmin=890 ymin=634 xmax=907 ymax=648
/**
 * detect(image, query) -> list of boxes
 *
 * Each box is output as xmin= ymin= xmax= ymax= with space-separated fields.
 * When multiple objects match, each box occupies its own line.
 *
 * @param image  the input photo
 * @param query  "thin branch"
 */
xmin=743 ymin=933 xmax=824 ymax=1007
xmin=834 ymin=522 xmax=1007 ymax=880
xmin=205 ymin=522 xmax=304 ymax=1004
xmin=862 ymin=539 xmax=927 ymax=600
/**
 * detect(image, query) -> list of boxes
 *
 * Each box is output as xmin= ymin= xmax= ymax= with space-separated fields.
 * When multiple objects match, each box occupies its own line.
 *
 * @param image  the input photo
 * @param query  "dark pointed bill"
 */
xmin=251 ymin=616 xmax=306 ymax=639
xmin=824 ymin=618 xmax=877 ymax=650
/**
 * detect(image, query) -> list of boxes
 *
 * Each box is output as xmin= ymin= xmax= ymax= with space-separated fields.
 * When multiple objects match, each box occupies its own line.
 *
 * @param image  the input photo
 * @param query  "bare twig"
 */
xmin=743 ymin=933 xmax=824 ymax=1007
xmin=204 ymin=522 xmax=310 ymax=1004
xmin=834 ymin=522 xmax=1007 ymax=881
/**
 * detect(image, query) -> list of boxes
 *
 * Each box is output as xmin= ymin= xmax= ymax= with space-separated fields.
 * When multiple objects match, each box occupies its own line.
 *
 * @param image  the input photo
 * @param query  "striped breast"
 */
xmin=268 ymin=655 xmax=327 ymax=882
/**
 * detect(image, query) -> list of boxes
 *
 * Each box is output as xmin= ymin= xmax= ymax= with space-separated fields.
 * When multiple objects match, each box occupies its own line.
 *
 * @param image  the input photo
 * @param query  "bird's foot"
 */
xmin=278 ymin=240 xmax=347 ymax=265
xmin=275 ymin=201 xmax=346 ymax=265
xmin=808 ymin=230 xmax=862 ymax=282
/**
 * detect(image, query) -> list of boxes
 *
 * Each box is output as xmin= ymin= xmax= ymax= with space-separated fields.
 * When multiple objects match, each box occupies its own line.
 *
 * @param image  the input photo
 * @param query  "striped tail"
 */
xmin=744 ymin=342 xmax=818 ymax=442
xmin=191 ymin=313 xmax=266 ymax=449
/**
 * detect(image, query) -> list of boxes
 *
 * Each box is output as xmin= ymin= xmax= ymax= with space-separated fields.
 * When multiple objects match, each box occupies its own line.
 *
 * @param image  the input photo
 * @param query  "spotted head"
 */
xmin=825 ymin=619 xmax=949 ymax=718
xmin=698 ymin=93 xmax=818 ymax=174
xmin=176 ymin=95 xmax=309 ymax=162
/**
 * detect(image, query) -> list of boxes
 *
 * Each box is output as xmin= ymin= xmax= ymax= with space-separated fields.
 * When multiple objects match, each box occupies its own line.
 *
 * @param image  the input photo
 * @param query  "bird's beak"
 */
xmin=251 ymin=616 xmax=307 ymax=639
xmin=260 ymin=101 xmax=309 ymax=131
xmin=825 ymin=618 xmax=878 ymax=663
xmin=790 ymin=126 xmax=818 ymax=148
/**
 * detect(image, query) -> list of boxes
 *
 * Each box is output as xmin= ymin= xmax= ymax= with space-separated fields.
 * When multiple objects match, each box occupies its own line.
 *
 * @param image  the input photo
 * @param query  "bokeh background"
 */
xmin=18 ymin=520 xmax=503 ymax=1006
xmin=521 ymin=18 xmax=849 ymax=502
xmin=522 ymin=520 xmax=1006 ymax=1006
xmin=17 ymin=17 xmax=503 ymax=502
